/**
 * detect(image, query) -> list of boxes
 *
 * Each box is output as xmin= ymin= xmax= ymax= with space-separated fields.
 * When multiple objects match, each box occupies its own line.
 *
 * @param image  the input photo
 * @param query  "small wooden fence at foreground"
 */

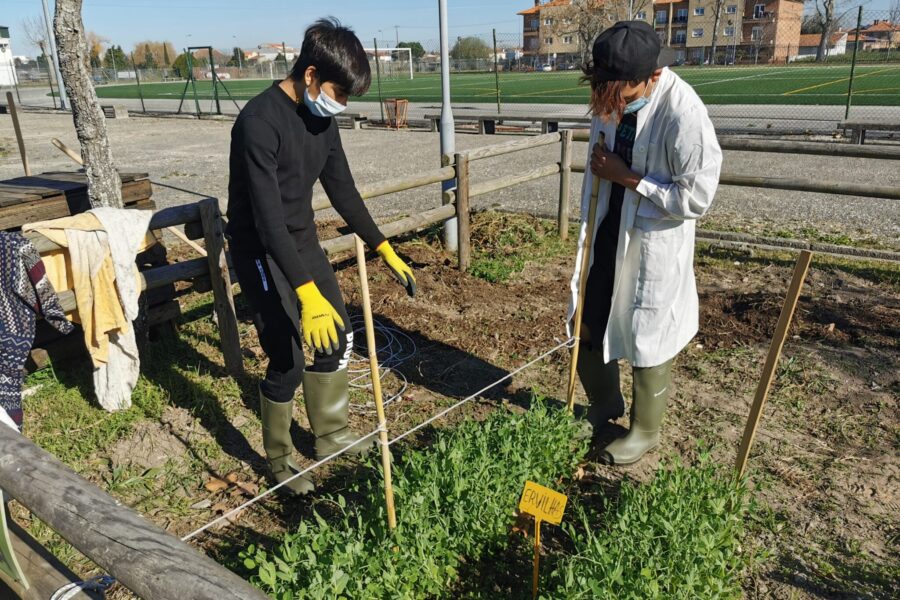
xmin=2 ymin=131 xmax=898 ymax=598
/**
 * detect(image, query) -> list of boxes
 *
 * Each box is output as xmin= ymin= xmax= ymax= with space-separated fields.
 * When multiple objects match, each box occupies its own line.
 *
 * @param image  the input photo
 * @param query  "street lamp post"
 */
xmin=438 ymin=0 xmax=457 ymax=251
xmin=41 ymin=0 xmax=67 ymax=110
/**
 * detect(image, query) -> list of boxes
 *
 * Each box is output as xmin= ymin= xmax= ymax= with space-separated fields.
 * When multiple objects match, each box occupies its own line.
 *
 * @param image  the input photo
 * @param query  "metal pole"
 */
xmin=131 ymin=53 xmax=146 ymax=113
xmin=42 ymin=0 xmax=67 ymax=110
xmin=844 ymin=6 xmax=863 ymax=120
xmin=493 ymin=29 xmax=501 ymax=115
xmin=438 ymin=0 xmax=458 ymax=252
xmin=281 ymin=41 xmax=289 ymax=75
xmin=374 ymin=38 xmax=385 ymax=122
xmin=210 ymin=49 xmax=222 ymax=115
xmin=111 ymin=48 xmax=118 ymax=82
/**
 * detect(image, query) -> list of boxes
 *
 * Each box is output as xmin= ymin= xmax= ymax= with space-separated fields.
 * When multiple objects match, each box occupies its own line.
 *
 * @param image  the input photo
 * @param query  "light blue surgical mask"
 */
xmin=623 ymin=83 xmax=654 ymax=115
xmin=304 ymin=87 xmax=347 ymax=118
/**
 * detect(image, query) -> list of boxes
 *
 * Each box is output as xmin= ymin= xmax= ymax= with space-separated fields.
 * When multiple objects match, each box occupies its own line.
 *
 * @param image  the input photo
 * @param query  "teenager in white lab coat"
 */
xmin=571 ymin=21 xmax=722 ymax=465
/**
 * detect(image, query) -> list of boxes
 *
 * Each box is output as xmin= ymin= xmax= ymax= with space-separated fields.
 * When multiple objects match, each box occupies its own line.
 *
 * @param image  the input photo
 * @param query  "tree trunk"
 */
xmin=815 ymin=0 xmax=835 ymax=62
xmin=54 ymin=0 xmax=123 ymax=208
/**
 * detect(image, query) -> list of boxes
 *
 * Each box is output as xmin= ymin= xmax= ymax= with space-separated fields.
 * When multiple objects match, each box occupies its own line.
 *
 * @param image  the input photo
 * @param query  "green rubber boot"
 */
xmin=303 ymin=369 xmax=374 ymax=460
xmin=577 ymin=343 xmax=626 ymax=430
xmin=600 ymin=360 xmax=673 ymax=466
xmin=260 ymin=390 xmax=314 ymax=495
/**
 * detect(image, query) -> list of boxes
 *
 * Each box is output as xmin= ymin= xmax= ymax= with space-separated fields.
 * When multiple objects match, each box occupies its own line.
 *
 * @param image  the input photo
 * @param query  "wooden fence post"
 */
xmin=455 ymin=153 xmax=471 ymax=272
xmin=735 ymin=250 xmax=813 ymax=478
xmin=558 ymin=129 xmax=573 ymax=240
xmin=6 ymin=93 xmax=30 ymax=177
xmin=199 ymin=198 xmax=243 ymax=376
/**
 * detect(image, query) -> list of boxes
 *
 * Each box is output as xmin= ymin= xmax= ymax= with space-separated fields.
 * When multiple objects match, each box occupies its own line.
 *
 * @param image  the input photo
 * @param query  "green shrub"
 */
xmin=543 ymin=452 xmax=755 ymax=599
xmin=240 ymin=400 xmax=588 ymax=599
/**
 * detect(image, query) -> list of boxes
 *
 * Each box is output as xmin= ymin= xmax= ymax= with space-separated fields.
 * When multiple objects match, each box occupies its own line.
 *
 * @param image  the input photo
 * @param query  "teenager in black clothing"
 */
xmin=227 ymin=18 xmax=416 ymax=495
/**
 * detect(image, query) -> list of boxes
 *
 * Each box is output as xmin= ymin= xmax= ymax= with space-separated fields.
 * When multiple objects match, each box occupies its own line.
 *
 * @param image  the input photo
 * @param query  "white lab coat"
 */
xmin=567 ymin=67 xmax=722 ymax=368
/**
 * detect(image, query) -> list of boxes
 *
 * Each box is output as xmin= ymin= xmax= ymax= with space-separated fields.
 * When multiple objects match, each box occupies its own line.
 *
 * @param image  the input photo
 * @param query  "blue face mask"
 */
xmin=623 ymin=83 xmax=654 ymax=115
xmin=304 ymin=87 xmax=347 ymax=118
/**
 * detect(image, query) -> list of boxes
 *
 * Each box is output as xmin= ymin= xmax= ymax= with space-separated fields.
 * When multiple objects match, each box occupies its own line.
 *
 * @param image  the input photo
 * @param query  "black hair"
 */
xmin=290 ymin=17 xmax=371 ymax=96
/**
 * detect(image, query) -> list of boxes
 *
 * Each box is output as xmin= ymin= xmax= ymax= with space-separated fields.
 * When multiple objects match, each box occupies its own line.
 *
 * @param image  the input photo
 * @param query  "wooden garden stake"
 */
xmin=354 ymin=235 xmax=398 ymax=530
xmin=6 ymin=93 xmax=30 ymax=176
xmin=735 ymin=250 xmax=813 ymax=478
xmin=566 ymin=134 xmax=605 ymax=412
xmin=532 ymin=518 xmax=542 ymax=600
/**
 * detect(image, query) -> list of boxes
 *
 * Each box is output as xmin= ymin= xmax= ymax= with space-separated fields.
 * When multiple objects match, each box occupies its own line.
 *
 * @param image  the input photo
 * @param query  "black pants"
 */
xmin=233 ymin=243 xmax=352 ymax=403
xmin=582 ymin=206 xmax=619 ymax=350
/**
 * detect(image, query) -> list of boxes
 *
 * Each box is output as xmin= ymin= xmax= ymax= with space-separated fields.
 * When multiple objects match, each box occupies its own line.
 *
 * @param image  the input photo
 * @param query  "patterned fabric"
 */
xmin=0 ymin=232 xmax=73 ymax=426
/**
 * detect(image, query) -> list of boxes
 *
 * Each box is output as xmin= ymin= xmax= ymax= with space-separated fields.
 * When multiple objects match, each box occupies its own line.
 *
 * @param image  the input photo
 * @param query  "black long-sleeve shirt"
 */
xmin=226 ymin=83 xmax=385 ymax=288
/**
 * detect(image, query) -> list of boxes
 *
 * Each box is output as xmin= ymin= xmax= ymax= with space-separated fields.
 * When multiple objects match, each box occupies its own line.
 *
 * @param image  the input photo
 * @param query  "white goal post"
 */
xmin=363 ymin=47 xmax=414 ymax=80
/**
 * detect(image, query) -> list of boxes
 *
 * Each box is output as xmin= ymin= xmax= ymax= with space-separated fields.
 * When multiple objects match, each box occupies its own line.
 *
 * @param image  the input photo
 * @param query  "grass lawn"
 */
xmin=94 ymin=63 xmax=900 ymax=106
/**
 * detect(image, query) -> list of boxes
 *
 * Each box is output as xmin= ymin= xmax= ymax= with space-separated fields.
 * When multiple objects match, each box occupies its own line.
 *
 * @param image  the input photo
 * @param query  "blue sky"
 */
xmin=3 ymin=1 xmax=896 ymax=57
xmin=3 ymin=0 xmax=530 ymax=55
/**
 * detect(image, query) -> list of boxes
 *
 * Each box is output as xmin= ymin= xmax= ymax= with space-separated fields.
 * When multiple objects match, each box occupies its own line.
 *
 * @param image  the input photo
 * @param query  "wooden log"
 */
xmin=735 ymin=251 xmax=813 ymax=478
xmin=199 ymin=198 xmax=243 ymax=376
xmin=570 ymin=162 xmax=900 ymax=200
xmin=0 ymin=518 xmax=99 ymax=600
xmin=6 ymin=93 xmax=30 ymax=177
xmin=557 ymin=129 xmax=573 ymax=240
xmin=455 ymin=153 xmax=471 ymax=272
xmin=312 ymin=167 xmax=455 ymax=212
xmin=719 ymin=174 xmax=900 ymax=200
xmin=321 ymin=204 xmax=456 ymax=256
xmin=718 ymin=138 xmax=900 ymax=160
xmin=464 ymin=132 xmax=561 ymax=162
xmin=0 ymin=426 xmax=267 ymax=600
xmin=469 ymin=163 xmax=560 ymax=198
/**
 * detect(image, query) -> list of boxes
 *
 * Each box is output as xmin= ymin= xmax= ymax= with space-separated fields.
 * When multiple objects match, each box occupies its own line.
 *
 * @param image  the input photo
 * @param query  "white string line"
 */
xmin=180 ymin=426 xmax=384 ymax=542
xmin=347 ymin=314 xmax=417 ymax=413
xmin=182 ymin=337 xmax=573 ymax=541
xmin=387 ymin=337 xmax=575 ymax=447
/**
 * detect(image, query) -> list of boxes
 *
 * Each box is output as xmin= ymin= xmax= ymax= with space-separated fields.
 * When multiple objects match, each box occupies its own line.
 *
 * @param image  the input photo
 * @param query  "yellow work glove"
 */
xmin=376 ymin=241 xmax=416 ymax=297
xmin=295 ymin=281 xmax=345 ymax=355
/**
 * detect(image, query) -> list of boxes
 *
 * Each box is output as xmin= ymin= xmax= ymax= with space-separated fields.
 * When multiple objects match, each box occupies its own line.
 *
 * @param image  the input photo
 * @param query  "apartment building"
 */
xmin=518 ymin=1 xmax=653 ymax=68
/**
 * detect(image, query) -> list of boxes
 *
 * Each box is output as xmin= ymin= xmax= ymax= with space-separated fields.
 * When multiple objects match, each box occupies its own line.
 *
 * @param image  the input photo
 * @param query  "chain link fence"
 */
xmin=4 ymin=7 xmax=897 ymax=132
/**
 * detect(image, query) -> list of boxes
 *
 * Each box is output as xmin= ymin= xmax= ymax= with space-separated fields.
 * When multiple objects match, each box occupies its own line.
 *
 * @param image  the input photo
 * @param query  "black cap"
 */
xmin=591 ymin=21 xmax=675 ymax=82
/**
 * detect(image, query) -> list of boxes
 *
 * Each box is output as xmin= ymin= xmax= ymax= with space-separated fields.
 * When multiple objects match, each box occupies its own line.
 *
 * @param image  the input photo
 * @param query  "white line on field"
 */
xmin=691 ymin=69 xmax=795 ymax=88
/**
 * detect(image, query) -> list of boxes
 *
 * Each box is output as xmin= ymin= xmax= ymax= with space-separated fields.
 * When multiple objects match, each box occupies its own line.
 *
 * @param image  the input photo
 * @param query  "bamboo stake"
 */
xmin=354 ymin=235 xmax=398 ymax=530
xmin=6 ymin=92 xmax=30 ymax=176
xmin=566 ymin=135 xmax=604 ymax=412
xmin=735 ymin=250 xmax=813 ymax=478
xmin=51 ymin=137 xmax=208 ymax=257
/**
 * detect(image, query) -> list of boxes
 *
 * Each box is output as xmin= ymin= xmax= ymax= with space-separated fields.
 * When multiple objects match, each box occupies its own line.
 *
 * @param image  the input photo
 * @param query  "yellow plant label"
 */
xmin=518 ymin=481 xmax=567 ymax=525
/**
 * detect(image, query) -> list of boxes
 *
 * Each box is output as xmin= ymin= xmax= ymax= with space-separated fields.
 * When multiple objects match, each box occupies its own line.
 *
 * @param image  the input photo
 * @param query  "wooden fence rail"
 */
xmin=570 ymin=162 xmax=900 ymax=200
xmin=0 ymin=426 xmax=267 ymax=600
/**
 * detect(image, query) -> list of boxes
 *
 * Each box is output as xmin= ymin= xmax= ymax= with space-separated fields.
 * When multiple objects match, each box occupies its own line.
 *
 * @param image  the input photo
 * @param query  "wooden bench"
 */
xmin=425 ymin=113 xmax=591 ymax=135
xmin=337 ymin=112 xmax=369 ymax=130
xmin=839 ymin=120 xmax=900 ymax=145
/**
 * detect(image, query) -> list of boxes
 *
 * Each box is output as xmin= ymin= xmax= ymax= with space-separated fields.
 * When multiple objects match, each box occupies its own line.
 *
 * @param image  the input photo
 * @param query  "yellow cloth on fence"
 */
xmin=25 ymin=213 xmax=154 ymax=367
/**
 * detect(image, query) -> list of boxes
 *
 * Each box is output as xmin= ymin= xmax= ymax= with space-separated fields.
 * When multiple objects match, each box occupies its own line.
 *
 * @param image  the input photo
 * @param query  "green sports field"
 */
xmin=95 ymin=63 xmax=900 ymax=106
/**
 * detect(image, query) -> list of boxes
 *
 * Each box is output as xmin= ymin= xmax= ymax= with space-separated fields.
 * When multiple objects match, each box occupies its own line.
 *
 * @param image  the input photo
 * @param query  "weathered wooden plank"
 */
xmin=0 ymin=426 xmax=268 ymax=600
xmin=0 ymin=180 xmax=152 ymax=231
xmin=0 ymin=518 xmax=99 ymax=600
xmin=199 ymin=198 xmax=243 ymax=376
